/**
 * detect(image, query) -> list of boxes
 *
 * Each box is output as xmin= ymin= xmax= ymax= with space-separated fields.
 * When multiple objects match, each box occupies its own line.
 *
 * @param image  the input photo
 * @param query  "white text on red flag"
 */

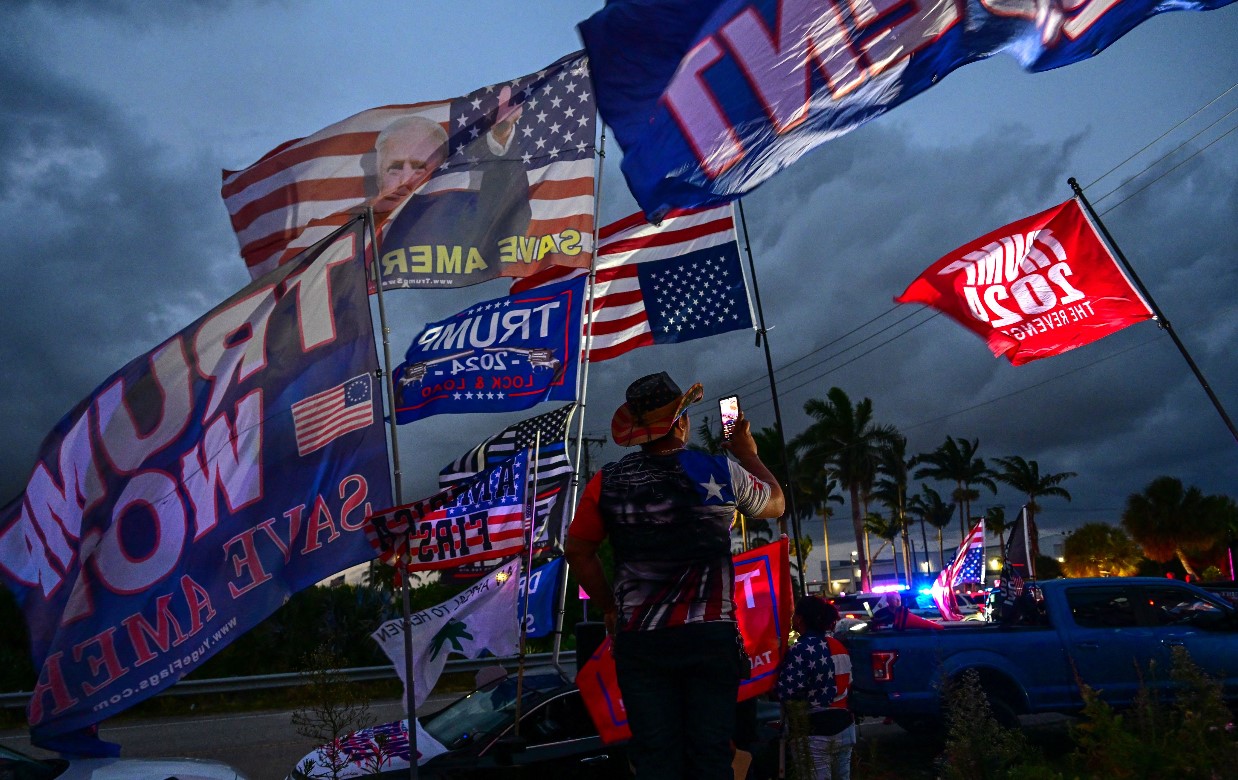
xmin=896 ymin=199 xmax=1153 ymax=365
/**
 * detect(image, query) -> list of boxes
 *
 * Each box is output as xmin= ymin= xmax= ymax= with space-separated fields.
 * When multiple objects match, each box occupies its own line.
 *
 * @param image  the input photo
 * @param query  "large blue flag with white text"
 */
xmin=580 ymin=0 xmax=1236 ymax=220
xmin=394 ymin=276 xmax=585 ymax=423
xmin=0 ymin=219 xmax=391 ymax=752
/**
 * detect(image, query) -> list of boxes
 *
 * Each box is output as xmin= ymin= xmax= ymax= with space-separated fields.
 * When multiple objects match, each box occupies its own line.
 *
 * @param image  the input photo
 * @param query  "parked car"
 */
xmin=286 ymin=669 xmax=781 ymax=779
xmin=0 ymin=744 xmax=248 ymax=779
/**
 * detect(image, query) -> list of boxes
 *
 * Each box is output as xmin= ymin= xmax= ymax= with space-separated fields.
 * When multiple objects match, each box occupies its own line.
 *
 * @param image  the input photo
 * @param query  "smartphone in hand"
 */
xmin=719 ymin=395 xmax=741 ymax=440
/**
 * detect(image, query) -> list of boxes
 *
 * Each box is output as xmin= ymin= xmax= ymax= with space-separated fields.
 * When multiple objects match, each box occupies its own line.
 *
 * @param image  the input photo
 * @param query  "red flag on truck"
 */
xmin=896 ymin=199 xmax=1153 ymax=366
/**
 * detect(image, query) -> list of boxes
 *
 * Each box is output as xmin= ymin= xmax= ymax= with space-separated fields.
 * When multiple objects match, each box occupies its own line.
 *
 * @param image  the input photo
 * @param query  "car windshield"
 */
xmin=422 ymin=673 xmax=560 ymax=749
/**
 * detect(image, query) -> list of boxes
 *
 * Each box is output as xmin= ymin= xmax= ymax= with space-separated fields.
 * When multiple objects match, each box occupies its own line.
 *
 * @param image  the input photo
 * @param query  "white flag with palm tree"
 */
xmin=372 ymin=558 xmax=522 ymax=709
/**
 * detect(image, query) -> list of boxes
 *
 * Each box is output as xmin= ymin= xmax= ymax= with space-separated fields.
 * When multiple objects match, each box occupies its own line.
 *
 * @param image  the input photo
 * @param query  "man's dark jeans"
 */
xmin=614 ymin=621 xmax=742 ymax=779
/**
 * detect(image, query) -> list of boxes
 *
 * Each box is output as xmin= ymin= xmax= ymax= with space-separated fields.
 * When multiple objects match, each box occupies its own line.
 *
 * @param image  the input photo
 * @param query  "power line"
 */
xmin=1097 ymin=122 xmax=1238 ymax=216
xmin=1084 ymin=81 xmax=1237 ymax=192
xmin=902 ymin=335 xmax=1159 ymax=431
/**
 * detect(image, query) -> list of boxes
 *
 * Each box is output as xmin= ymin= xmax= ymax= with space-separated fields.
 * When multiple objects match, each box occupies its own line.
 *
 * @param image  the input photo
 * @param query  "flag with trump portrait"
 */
xmin=579 ymin=0 xmax=1235 ymax=221
xmin=222 ymin=51 xmax=596 ymax=289
xmin=0 ymin=219 xmax=392 ymax=753
xmin=896 ymin=198 xmax=1154 ymax=365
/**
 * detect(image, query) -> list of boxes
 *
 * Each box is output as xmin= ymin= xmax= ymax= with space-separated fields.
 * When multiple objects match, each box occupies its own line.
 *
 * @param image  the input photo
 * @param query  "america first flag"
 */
xmin=365 ymin=449 xmax=528 ymax=573
xmin=221 ymin=52 xmax=596 ymax=287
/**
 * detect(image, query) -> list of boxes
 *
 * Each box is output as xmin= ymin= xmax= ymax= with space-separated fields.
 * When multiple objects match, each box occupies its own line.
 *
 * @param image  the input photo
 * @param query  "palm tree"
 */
xmin=908 ymin=484 xmax=955 ymax=570
xmin=1121 ymin=476 xmax=1229 ymax=578
xmin=872 ymin=435 xmax=914 ymax=585
xmin=992 ymin=455 xmax=1076 ymax=532
xmin=912 ymin=436 xmax=996 ymax=538
xmin=985 ymin=505 xmax=1013 ymax=560
xmin=792 ymin=387 xmax=899 ymax=591
xmin=864 ymin=512 xmax=903 ymax=585
xmin=795 ymin=464 xmax=845 ymax=589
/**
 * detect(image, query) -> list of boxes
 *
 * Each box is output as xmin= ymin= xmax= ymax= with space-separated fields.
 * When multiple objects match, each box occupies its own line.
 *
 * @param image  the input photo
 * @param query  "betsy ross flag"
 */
xmin=932 ymin=520 xmax=985 ymax=621
xmin=514 ymin=205 xmax=753 ymax=362
xmin=896 ymin=199 xmax=1154 ymax=365
xmin=440 ymin=404 xmax=577 ymax=566
xmin=222 ymin=52 xmax=595 ymax=287
xmin=291 ymin=374 xmax=375 ymax=456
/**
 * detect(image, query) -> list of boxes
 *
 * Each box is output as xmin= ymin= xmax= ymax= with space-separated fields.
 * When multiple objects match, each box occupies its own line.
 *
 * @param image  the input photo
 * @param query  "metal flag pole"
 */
xmin=1021 ymin=505 xmax=1035 ymax=582
xmin=363 ymin=208 xmax=418 ymax=780
xmin=514 ymin=432 xmax=542 ymax=736
xmin=552 ymin=122 xmax=607 ymax=673
xmin=1069 ymin=178 xmax=1238 ymax=444
xmin=736 ymin=199 xmax=806 ymax=598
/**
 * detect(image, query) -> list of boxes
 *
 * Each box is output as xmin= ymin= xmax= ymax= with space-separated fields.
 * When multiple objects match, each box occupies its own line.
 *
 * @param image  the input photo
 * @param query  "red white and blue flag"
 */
xmin=516 ymin=205 xmax=753 ymax=362
xmin=580 ymin=0 xmax=1235 ymax=220
xmin=0 ymin=220 xmax=391 ymax=753
xmin=222 ymin=52 xmax=595 ymax=288
xmin=932 ymin=520 xmax=986 ymax=621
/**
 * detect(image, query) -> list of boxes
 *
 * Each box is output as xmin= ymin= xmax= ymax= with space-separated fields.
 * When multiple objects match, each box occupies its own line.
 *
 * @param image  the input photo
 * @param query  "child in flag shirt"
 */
xmin=777 ymin=596 xmax=855 ymax=780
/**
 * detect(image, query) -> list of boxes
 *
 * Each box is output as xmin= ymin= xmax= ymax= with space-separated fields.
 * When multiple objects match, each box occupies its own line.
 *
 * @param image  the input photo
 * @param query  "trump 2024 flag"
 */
xmin=896 ymin=199 xmax=1153 ymax=366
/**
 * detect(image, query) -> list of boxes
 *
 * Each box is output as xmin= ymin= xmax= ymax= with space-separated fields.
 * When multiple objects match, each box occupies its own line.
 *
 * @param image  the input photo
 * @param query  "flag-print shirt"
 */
xmin=569 ymin=448 xmax=772 ymax=631
xmin=775 ymin=632 xmax=852 ymax=714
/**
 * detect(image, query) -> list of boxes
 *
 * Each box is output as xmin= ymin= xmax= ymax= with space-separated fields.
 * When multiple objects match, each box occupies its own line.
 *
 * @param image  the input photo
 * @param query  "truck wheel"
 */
xmin=982 ymin=688 xmax=1020 ymax=729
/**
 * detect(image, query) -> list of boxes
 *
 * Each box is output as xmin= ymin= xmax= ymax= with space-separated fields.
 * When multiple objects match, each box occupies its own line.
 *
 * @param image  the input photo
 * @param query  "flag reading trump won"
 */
xmin=897 ymin=199 xmax=1154 ymax=366
xmin=222 ymin=51 xmax=596 ymax=288
xmin=0 ymin=219 xmax=391 ymax=751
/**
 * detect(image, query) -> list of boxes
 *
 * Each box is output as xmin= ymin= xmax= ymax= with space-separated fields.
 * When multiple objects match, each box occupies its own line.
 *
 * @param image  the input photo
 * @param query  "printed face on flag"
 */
xmin=394 ymin=277 xmax=584 ymax=424
xmin=896 ymin=199 xmax=1154 ymax=365
xmin=222 ymin=52 xmax=597 ymax=288
xmin=0 ymin=220 xmax=391 ymax=745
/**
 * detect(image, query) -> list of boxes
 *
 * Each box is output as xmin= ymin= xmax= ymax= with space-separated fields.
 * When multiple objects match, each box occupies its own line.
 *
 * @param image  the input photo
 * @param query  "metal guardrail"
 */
xmin=0 ymin=653 xmax=558 ymax=711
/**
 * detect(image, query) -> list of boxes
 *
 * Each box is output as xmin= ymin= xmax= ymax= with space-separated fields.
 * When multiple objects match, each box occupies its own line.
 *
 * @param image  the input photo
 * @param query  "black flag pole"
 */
xmin=1069 ymin=178 xmax=1238 ymax=445
xmin=736 ymin=199 xmax=806 ymax=598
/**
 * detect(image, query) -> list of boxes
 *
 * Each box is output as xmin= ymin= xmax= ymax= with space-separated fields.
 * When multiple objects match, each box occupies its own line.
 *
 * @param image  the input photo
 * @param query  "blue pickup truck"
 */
xmin=841 ymin=577 xmax=1238 ymax=731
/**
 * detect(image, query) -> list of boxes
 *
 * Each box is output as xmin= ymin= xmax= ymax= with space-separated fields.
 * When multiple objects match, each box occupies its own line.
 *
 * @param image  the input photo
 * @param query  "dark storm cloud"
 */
xmin=8 ymin=0 xmax=271 ymax=22
xmin=0 ymin=35 xmax=245 ymax=500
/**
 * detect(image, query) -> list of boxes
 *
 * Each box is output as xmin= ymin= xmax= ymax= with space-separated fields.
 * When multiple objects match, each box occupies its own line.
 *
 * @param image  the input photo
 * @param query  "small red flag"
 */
xmin=896 ymin=199 xmax=1153 ymax=366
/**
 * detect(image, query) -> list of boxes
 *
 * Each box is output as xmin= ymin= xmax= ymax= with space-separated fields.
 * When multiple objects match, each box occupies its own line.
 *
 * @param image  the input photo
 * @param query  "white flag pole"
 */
xmin=552 ymin=121 xmax=607 ymax=673
xmin=364 ymin=208 xmax=418 ymax=780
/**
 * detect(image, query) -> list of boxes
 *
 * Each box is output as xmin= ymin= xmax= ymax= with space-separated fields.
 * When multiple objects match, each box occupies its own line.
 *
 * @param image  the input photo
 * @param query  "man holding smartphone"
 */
xmin=566 ymin=372 xmax=785 ymax=779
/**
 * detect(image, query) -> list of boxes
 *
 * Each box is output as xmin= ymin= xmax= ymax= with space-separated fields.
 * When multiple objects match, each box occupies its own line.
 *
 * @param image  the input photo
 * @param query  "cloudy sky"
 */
xmin=1 ymin=0 xmax=1235 ymax=583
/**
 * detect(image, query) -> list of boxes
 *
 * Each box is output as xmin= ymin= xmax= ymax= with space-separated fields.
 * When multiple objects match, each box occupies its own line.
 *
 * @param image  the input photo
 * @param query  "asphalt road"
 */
xmin=0 ymin=701 xmax=1072 ymax=780
xmin=0 ymin=697 xmax=445 ymax=779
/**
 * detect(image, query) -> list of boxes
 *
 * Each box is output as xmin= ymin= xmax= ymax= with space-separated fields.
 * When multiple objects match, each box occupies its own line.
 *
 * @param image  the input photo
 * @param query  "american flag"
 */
xmin=221 ymin=52 xmax=595 ymax=283
xmin=512 ymin=205 xmax=753 ymax=362
xmin=440 ymin=404 xmax=576 ymax=554
xmin=290 ymin=374 xmax=374 ymax=456
xmin=932 ymin=520 xmax=985 ymax=621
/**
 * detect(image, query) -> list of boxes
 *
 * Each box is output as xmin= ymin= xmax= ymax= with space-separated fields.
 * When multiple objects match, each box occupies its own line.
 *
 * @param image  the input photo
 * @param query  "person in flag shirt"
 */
xmin=776 ymin=596 xmax=854 ymax=780
xmin=566 ymin=371 xmax=784 ymax=779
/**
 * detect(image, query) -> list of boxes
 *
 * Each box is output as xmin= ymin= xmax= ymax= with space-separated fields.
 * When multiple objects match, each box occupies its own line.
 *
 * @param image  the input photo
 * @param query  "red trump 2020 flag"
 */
xmin=896 ymin=199 xmax=1153 ymax=366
